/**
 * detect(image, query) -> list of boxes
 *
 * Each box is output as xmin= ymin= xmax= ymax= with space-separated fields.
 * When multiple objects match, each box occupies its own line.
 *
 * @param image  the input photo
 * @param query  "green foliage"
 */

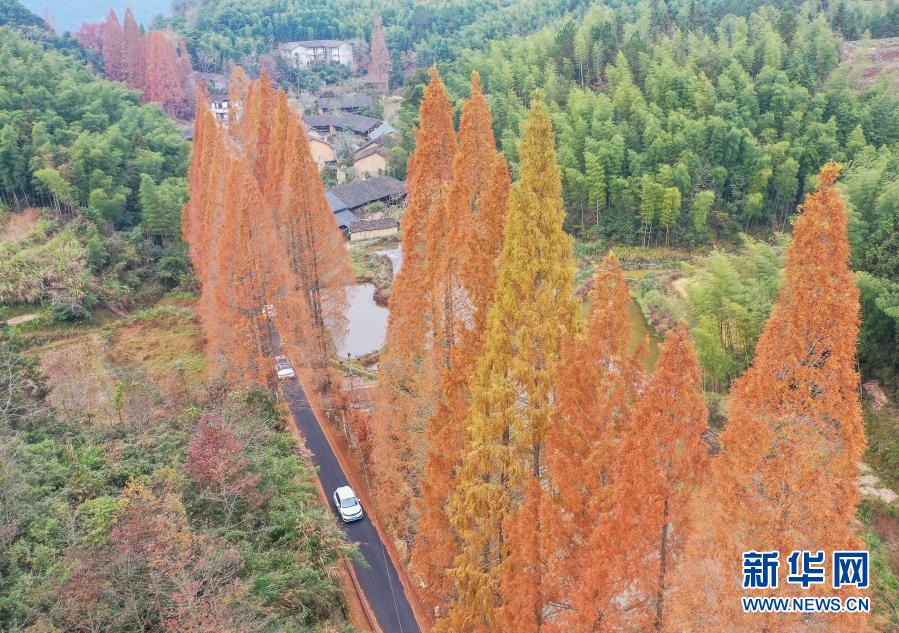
xmin=0 ymin=338 xmax=353 ymax=630
xmin=0 ymin=28 xmax=192 ymax=313
xmin=416 ymin=3 xmax=899 ymax=247
xmin=161 ymin=0 xmax=595 ymax=73
xmin=683 ymin=235 xmax=786 ymax=389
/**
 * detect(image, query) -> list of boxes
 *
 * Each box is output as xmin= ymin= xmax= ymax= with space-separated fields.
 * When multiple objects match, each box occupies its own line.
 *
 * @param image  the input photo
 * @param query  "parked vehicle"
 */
xmin=275 ymin=355 xmax=295 ymax=380
xmin=333 ymin=485 xmax=364 ymax=522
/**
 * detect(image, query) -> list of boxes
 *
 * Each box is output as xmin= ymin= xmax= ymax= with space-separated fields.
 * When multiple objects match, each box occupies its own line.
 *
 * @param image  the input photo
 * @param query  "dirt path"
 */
xmin=4 ymin=313 xmax=39 ymax=326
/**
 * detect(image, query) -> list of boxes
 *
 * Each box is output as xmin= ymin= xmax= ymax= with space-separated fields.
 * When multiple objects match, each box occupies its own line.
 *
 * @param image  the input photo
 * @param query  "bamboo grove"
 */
xmin=367 ymin=69 xmax=867 ymax=632
xmin=181 ymin=70 xmax=352 ymax=393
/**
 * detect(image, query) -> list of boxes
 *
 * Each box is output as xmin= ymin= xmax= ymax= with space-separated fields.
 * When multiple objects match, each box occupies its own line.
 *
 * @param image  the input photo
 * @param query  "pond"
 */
xmin=581 ymin=269 xmax=661 ymax=372
xmin=336 ymin=284 xmax=389 ymax=358
xmin=338 ymin=268 xmax=661 ymax=371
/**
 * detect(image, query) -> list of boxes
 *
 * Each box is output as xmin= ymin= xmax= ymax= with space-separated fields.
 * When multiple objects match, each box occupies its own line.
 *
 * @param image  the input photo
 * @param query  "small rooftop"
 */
xmin=327 ymin=176 xmax=407 ymax=211
xmin=349 ymin=217 xmax=399 ymax=232
xmin=303 ymin=113 xmax=382 ymax=136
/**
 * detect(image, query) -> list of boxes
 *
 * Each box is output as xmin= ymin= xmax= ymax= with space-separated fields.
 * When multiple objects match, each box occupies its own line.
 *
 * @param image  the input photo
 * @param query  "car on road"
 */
xmin=275 ymin=355 xmax=295 ymax=380
xmin=333 ymin=485 xmax=364 ymax=522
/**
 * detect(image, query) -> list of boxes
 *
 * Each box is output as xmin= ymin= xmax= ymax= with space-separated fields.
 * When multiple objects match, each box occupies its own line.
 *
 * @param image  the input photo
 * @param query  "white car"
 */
xmin=333 ymin=485 xmax=363 ymax=522
xmin=275 ymin=355 xmax=295 ymax=380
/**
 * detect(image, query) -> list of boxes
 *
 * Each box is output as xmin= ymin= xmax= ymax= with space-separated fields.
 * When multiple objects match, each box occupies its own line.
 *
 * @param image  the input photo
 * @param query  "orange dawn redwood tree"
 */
xmin=121 ymin=8 xmax=145 ymax=91
xmin=367 ymin=13 xmax=391 ymax=92
xmin=683 ymin=161 xmax=868 ymax=632
xmin=439 ymin=100 xmax=578 ymax=633
xmin=145 ymin=31 xmax=184 ymax=117
xmin=541 ymin=252 xmax=644 ymax=631
xmin=371 ymin=67 xmax=456 ymax=542
xmin=587 ymin=323 xmax=709 ymax=631
xmin=182 ymin=70 xmax=351 ymax=389
xmin=410 ymin=72 xmax=510 ymax=613
xmin=102 ymin=9 xmax=123 ymax=82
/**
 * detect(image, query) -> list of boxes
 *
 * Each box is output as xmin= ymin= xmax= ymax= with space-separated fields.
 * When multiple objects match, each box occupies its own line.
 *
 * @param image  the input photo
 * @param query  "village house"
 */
xmin=353 ymin=141 xmax=388 ymax=179
xmin=210 ymin=98 xmax=230 ymax=122
xmin=327 ymin=175 xmax=406 ymax=216
xmin=347 ymin=217 xmax=399 ymax=241
xmin=278 ymin=40 xmax=354 ymax=67
xmin=317 ymin=94 xmax=374 ymax=114
xmin=303 ymin=113 xmax=395 ymax=143
xmin=308 ymin=136 xmax=337 ymax=170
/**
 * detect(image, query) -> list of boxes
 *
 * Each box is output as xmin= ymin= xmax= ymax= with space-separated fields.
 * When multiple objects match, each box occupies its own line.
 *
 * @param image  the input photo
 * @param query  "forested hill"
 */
xmin=0 ymin=27 xmax=189 ymax=318
xmin=0 ymin=0 xmax=47 ymax=36
xmin=158 ymin=0 xmax=596 ymax=72
xmin=388 ymin=0 xmax=899 ymax=390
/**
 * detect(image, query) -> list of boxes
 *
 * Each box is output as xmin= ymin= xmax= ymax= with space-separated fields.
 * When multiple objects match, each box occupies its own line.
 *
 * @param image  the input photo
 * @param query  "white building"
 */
xmin=278 ymin=40 xmax=354 ymax=68
xmin=210 ymin=100 xmax=230 ymax=122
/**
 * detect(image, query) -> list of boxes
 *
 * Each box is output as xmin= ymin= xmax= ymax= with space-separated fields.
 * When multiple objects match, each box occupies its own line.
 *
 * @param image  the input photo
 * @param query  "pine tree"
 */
xmin=121 ymin=8 xmax=145 ymax=90
xmin=372 ymin=68 xmax=456 ymax=540
xmin=144 ymin=31 xmax=184 ymax=117
xmin=440 ymin=100 xmax=578 ymax=632
xmin=544 ymin=252 xmax=644 ymax=630
xmin=367 ymin=13 xmax=391 ymax=92
xmin=410 ymin=73 xmax=509 ymax=613
xmin=101 ymin=9 xmax=124 ymax=82
xmin=705 ymin=162 xmax=867 ymax=632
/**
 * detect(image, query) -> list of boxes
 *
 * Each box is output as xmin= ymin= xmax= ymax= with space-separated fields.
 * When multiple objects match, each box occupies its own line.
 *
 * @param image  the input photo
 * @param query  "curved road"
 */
xmin=281 ymin=379 xmax=421 ymax=633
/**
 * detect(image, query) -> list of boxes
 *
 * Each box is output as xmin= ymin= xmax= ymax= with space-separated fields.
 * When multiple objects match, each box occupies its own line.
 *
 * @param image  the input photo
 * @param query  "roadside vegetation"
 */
xmin=0 ymin=304 xmax=357 ymax=632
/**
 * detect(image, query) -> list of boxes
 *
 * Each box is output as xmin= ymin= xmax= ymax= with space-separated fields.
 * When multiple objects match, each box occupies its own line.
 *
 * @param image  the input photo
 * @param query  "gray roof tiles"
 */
xmin=327 ymin=176 xmax=406 ymax=211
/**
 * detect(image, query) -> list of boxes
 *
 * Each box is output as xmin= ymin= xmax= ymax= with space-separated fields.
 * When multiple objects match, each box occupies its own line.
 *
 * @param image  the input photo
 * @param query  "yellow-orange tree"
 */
xmin=371 ymin=68 xmax=456 ymax=541
xmin=700 ymin=162 xmax=867 ymax=632
xmin=410 ymin=73 xmax=510 ymax=612
xmin=439 ymin=100 xmax=578 ymax=632
xmin=542 ymin=252 xmax=644 ymax=631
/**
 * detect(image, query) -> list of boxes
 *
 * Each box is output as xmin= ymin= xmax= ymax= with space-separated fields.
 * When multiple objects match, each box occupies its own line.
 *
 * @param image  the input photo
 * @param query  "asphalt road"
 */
xmin=281 ymin=378 xmax=421 ymax=633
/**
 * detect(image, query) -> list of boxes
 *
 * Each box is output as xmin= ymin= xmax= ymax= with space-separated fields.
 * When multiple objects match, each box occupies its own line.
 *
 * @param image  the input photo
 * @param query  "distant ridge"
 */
xmin=0 ymin=0 xmax=47 ymax=33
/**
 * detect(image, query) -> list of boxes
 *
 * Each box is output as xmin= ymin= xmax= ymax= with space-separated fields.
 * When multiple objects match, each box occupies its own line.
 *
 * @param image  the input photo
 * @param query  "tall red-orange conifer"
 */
xmin=410 ymin=73 xmax=509 ymax=612
xmin=372 ymin=68 xmax=456 ymax=541
xmin=121 ymin=8 xmax=145 ymax=90
xmin=587 ymin=324 xmax=708 ymax=631
xmin=697 ymin=162 xmax=867 ymax=632
xmin=538 ymin=253 xmax=644 ymax=631
xmin=274 ymin=112 xmax=352 ymax=394
xmin=145 ymin=31 xmax=184 ymax=117
xmin=102 ymin=9 xmax=124 ymax=82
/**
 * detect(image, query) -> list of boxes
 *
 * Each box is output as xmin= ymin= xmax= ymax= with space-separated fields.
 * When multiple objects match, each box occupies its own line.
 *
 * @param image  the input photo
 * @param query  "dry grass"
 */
xmin=40 ymin=333 xmax=117 ymax=424
xmin=33 ymin=302 xmax=206 ymax=426
xmin=109 ymin=306 xmax=205 ymax=401
xmin=0 ymin=208 xmax=41 ymax=245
